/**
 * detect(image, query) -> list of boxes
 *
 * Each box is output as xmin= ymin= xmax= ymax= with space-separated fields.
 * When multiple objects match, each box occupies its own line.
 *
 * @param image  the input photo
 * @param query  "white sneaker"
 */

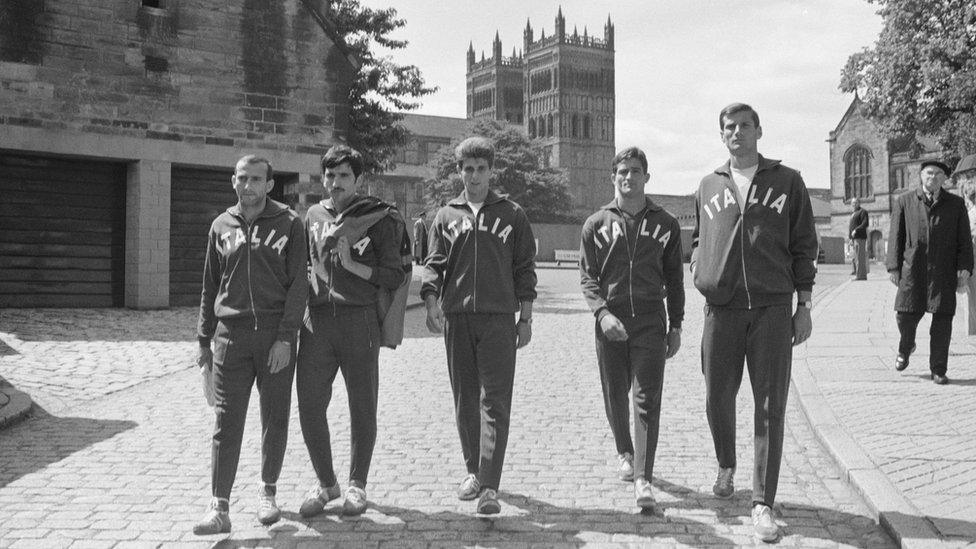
xmin=752 ymin=504 xmax=780 ymax=542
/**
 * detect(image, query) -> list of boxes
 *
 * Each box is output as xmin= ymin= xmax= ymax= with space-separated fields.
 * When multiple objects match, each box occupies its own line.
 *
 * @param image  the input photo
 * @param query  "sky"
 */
xmin=361 ymin=0 xmax=884 ymax=195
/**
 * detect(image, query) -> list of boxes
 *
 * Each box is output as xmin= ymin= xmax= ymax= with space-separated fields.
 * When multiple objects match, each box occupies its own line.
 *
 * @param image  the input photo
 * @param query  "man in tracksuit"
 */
xmin=580 ymin=147 xmax=685 ymax=511
xmin=194 ymin=155 xmax=307 ymax=534
xmin=297 ymin=145 xmax=406 ymax=517
xmin=422 ymin=136 xmax=537 ymax=515
xmin=691 ymin=103 xmax=818 ymax=542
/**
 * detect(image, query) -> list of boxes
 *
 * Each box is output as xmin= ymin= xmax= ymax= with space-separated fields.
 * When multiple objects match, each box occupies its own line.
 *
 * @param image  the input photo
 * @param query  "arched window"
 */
xmin=571 ymin=114 xmax=579 ymax=138
xmin=547 ymin=114 xmax=554 ymax=137
xmin=583 ymin=115 xmax=591 ymax=139
xmin=528 ymin=119 xmax=536 ymax=139
xmin=844 ymin=145 xmax=873 ymax=200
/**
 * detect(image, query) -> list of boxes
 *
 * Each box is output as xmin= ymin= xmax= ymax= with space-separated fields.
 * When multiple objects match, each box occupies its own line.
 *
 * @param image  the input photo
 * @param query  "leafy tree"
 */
xmin=423 ymin=119 xmax=577 ymax=223
xmin=840 ymin=0 xmax=976 ymax=156
xmin=328 ymin=0 xmax=437 ymax=174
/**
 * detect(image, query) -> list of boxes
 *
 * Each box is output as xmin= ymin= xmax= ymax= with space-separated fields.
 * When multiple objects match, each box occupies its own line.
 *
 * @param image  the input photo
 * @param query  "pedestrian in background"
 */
xmin=952 ymin=154 xmax=976 ymax=335
xmin=888 ymin=159 xmax=974 ymax=383
xmin=296 ymin=145 xmax=407 ymax=518
xmin=421 ymin=136 xmax=537 ymax=515
xmin=849 ymin=197 xmax=869 ymax=279
xmin=579 ymin=146 xmax=685 ymax=511
xmin=691 ymin=103 xmax=818 ymax=542
xmin=413 ymin=211 xmax=429 ymax=265
xmin=194 ymin=155 xmax=307 ymax=534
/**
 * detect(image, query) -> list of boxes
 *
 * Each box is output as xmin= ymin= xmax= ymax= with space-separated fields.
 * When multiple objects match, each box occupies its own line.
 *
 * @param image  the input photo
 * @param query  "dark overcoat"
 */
xmin=885 ymin=188 xmax=974 ymax=314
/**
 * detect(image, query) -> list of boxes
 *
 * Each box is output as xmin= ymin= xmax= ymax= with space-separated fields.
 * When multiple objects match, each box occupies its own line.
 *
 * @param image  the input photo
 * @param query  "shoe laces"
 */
xmin=345 ymin=486 xmax=366 ymax=503
xmin=259 ymin=494 xmax=277 ymax=511
xmin=618 ymin=452 xmax=633 ymax=465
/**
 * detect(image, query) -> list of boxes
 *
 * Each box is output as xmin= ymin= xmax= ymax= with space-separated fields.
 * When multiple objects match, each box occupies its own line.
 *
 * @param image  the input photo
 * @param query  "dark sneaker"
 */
xmin=932 ymin=373 xmax=949 ymax=385
xmin=713 ymin=466 xmax=735 ymax=498
xmin=457 ymin=473 xmax=480 ymax=501
xmin=342 ymin=486 xmax=368 ymax=516
xmin=476 ymin=488 xmax=501 ymax=515
xmin=193 ymin=498 xmax=231 ymax=535
xmin=634 ymin=478 xmax=655 ymax=510
xmin=617 ymin=452 xmax=634 ymax=482
xmin=299 ymin=483 xmax=342 ymax=518
xmin=752 ymin=503 xmax=780 ymax=542
xmin=257 ymin=493 xmax=280 ymax=525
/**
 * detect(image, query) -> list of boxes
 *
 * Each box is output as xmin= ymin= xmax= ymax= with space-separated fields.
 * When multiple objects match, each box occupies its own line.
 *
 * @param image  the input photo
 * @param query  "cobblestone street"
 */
xmin=0 ymin=267 xmax=894 ymax=548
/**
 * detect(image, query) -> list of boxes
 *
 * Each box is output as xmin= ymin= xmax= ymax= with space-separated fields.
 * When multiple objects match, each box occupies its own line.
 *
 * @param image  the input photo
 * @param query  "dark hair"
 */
xmin=612 ymin=147 xmax=648 ymax=174
xmin=321 ymin=145 xmax=364 ymax=178
xmin=719 ymin=103 xmax=760 ymax=129
xmin=237 ymin=155 xmax=273 ymax=180
xmin=455 ymin=137 xmax=494 ymax=169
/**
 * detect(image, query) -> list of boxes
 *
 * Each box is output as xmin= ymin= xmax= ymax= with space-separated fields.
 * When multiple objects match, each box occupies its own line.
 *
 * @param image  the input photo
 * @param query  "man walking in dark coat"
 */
xmin=849 ymin=198 xmax=869 ymax=279
xmin=887 ymin=159 xmax=973 ymax=384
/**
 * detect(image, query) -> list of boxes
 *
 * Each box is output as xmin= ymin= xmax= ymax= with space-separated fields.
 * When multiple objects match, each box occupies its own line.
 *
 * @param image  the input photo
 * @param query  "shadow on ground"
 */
xmin=0 ymin=414 xmax=137 ymax=488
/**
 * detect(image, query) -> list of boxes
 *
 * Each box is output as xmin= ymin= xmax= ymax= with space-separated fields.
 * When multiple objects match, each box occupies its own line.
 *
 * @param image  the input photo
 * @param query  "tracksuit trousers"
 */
xmin=896 ymin=311 xmax=953 ymax=376
xmin=297 ymin=306 xmax=380 ymax=489
xmin=701 ymin=304 xmax=793 ymax=506
xmin=210 ymin=320 xmax=295 ymax=500
xmin=595 ymin=310 xmax=668 ymax=481
xmin=444 ymin=313 xmax=517 ymax=491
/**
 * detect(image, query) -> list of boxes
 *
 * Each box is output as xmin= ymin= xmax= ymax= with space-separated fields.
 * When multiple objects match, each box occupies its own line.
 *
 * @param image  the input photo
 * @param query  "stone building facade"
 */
xmin=0 ymin=0 xmax=356 ymax=308
xmin=828 ymin=97 xmax=943 ymax=260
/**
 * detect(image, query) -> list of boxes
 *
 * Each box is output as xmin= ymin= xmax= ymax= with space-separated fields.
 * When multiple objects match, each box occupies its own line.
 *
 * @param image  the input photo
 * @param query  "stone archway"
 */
xmin=869 ymin=230 xmax=884 ymax=260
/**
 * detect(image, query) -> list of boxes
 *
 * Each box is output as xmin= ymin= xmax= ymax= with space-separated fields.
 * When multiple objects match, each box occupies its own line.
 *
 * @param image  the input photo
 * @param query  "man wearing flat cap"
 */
xmin=886 ymin=159 xmax=974 ymax=384
xmin=952 ymin=154 xmax=976 ymax=335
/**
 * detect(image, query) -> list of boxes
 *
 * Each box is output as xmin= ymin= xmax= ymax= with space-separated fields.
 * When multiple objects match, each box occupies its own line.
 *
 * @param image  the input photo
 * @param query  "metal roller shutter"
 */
xmin=0 ymin=153 xmax=126 ymax=307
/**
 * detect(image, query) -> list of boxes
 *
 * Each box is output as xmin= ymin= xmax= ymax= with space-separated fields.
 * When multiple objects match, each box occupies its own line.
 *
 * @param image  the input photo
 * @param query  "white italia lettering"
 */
xmin=703 ymin=204 xmax=714 ymax=219
xmin=762 ymin=188 xmax=773 ymax=206
xmin=270 ymin=236 xmax=288 ymax=254
xmin=263 ymin=229 xmax=277 ymax=246
xmin=724 ymin=188 xmax=736 ymax=208
xmin=611 ymin=221 xmax=623 ymax=241
xmin=748 ymin=185 xmax=760 ymax=205
xmin=478 ymin=216 xmax=489 ymax=231
xmin=769 ymin=194 xmax=787 ymax=214
xmin=709 ymin=194 xmax=721 ymax=211
xmin=658 ymin=230 xmax=671 ymax=246
xmin=491 ymin=218 xmax=500 ymax=233
xmin=460 ymin=218 xmax=473 ymax=233
xmin=598 ymin=225 xmax=612 ymax=243
xmin=220 ymin=231 xmax=233 ymax=249
xmin=352 ymin=236 xmax=370 ymax=255
xmin=447 ymin=219 xmax=458 ymax=234
xmin=250 ymin=225 xmax=262 ymax=246
xmin=497 ymin=225 xmax=512 ymax=243
xmin=310 ymin=222 xmax=320 ymax=241
xmin=234 ymin=229 xmax=246 ymax=247
xmin=639 ymin=219 xmax=650 ymax=236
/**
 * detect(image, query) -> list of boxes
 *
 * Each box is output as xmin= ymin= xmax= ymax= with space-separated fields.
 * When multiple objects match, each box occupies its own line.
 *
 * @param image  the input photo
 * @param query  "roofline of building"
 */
xmin=297 ymin=0 xmax=361 ymax=71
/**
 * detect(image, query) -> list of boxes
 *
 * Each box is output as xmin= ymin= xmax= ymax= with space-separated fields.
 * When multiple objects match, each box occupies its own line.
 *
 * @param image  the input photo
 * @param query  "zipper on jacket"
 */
xmin=473 ymin=207 xmax=479 ymax=312
xmin=738 ymin=183 xmax=753 ymax=310
xmin=246 ymin=221 xmax=259 ymax=330
xmin=621 ymin=208 xmax=644 ymax=318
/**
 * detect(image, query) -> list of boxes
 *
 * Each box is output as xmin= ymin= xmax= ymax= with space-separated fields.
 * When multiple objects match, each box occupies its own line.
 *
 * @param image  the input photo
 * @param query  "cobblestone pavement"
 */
xmin=0 ymin=267 xmax=894 ymax=547
xmin=796 ymin=268 xmax=976 ymax=547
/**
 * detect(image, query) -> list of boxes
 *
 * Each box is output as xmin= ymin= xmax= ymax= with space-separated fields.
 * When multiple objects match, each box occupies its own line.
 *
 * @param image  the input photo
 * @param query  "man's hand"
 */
xmin=516 ymin=320 xmax=532 ymax=349
xmin=889 ymin=270 xmax=901 ymax=287
xmin=425 ymin=296 xmax=444 ymax=334
xmin=599 ymin=313 xmax=628 ymax=341
xmin=665 ymin=328 xmax=681 ymax=358
xmin=266 ymin=341 xmax=291 ymax=374
xmin=197 ymin=346 xmax=213 ymax=370
xmin=957 ymin=270 xmax=971 ymax=291
xmin=792 ymin=306 xmax=813 ymax=346
xmin=336 ymin=235 xmax=353 ymax=266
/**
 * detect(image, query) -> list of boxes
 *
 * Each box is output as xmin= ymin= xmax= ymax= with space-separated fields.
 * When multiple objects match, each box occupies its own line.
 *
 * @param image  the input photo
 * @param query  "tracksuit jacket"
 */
xmin=197 ymin=199 xmax=308 ymax=346
xmin=690 ymin=155 xmax=818 ymax=308
xmin=421 ymin=190 xmax=537 ymax=312
xmin=305 ymin=195 xmax=407 ymax=310
xmin=579 ymin=197 xmax=685 ymax=329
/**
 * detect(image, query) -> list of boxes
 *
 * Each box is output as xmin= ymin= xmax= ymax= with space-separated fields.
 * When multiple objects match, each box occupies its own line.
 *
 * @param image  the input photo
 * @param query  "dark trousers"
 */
xmin=211 ymin=322 xmax=295 ymax=500
xmin=896 ymin=311 xmax=953 ymax=376
xmin=702 ymin=305 xmax=793 ymax=506
xmin=297 ymin=306 xmax=380 ymax=489
xmin=595 ymin=311 xmax=668 ymax=480
xmin=444 ymin=313 xmax=517 ymax=491
xmin=853 ymin=239 xmax=868 ymax=279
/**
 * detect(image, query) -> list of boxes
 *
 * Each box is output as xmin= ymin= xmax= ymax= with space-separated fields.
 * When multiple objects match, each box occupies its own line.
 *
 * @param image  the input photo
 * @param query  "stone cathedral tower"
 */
xmin=466 ymin=8 xmax=615 ymax=216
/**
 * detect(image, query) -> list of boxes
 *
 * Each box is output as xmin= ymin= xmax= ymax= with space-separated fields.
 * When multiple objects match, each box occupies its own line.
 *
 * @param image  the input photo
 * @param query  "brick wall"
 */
xmin=0 ymin=0 xmax=354 ymax=157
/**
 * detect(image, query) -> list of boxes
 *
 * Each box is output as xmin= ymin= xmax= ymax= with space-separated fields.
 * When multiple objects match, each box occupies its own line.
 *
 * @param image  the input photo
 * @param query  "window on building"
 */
xmin=571 ymin=114 xmax=579 ymax=138
xmin=890 ymin=165 xmax=907 ymax=192
xmin=583 ymin=115 xmax=591 ymax=139
xmin=844 ymin=145 xmax=873 ymax=200
xmin=547 ymin=114 xmax=554 ymax=137
xmin=528 ymin=119 xmax=536 ymax=138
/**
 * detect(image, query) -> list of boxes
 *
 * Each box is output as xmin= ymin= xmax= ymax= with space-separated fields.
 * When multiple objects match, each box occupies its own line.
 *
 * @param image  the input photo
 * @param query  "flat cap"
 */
xmin=920 ymin=159 xmax=951 ymax=175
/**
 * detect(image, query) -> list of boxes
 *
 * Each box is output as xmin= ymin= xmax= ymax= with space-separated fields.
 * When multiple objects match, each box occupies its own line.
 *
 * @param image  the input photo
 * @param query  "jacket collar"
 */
xmin=448 ymin=189 xmax=506 ymax=208
xmin=600 ymin=195 xmax=662 ymax=214
xmin=914 ymin=186 xmax=942 ymax=204
xmin=321 ymin=194 xmax=390 ymax=217
xmin=714 ymin=154 xmax=781 ymax=177
xmin=228 ymin=198 xmax=287 ymax=220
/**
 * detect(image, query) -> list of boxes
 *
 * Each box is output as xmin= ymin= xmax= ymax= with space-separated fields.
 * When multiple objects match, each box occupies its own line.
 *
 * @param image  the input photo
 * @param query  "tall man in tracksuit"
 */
xmin=422 ymin=136 xmax=537 ymax=515
xmin=691 ymin=103 xmax=818 ymax=542
xmin=580 ymin=147 xmax=685 ymax=511
xmin=194 ymin=155 xmax=307 ymax=535
xmin=297 ymin=145 xmax=406 ymax=517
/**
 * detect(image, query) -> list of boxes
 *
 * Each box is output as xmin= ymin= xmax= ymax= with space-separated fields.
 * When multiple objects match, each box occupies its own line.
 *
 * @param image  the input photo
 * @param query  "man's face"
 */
xmin=232 ymin=161 xmax=273 ymax=209
xmin=920 ymin=165 xmax=947 ymax=195
xmin=720 ymin=111 xmax=762 ymax=156
xmin=323 ymin=161 xmax=360 ymax=210
xmin=852 ymin=198 xmax=860 ymax=210
xmin=612 ymin=158 xmax=650 ymax=201
xmin=458 ymin=157 xmax=491 ymax=203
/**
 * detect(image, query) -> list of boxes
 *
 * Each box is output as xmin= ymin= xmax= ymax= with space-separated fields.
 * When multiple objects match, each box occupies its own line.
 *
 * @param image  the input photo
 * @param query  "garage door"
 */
xmin=0 ymin=153 xmax=126 ymax=307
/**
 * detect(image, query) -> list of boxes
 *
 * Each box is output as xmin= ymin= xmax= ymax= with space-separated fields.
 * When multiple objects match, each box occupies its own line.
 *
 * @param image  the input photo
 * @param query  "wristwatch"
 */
xmin=517 ymin=317 xmax=532 ymax=325
xmin=797 ymin=301 xmax=812 ymax=309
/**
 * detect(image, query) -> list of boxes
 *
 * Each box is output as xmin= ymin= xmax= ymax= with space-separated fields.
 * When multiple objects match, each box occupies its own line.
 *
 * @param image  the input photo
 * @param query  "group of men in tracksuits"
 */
xmin=194 ymin=102 xmax=819 ymax=543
